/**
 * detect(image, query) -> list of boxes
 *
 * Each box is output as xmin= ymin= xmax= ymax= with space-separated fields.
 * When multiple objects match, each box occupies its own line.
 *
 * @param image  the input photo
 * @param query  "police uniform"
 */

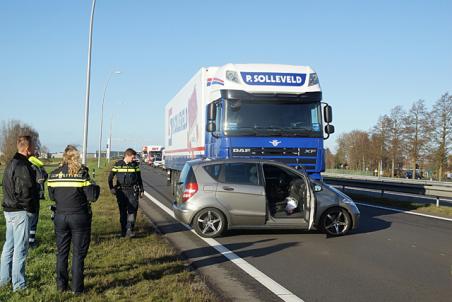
xmin=108 ymin=159 xmax=143 ymax=236
xmin=48 ymin=164 xmax=92 ymax=294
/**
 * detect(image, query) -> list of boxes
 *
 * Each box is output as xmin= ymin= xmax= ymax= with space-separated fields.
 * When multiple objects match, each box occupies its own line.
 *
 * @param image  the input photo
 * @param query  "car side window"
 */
xmin=204 ymin=164 xmax=222 ymax=181
xmin=223 ymin=163 xmax=259 ymax=185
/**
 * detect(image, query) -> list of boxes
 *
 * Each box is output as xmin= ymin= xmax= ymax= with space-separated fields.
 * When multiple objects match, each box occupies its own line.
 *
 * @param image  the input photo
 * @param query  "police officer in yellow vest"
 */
xmin=108 ymin=148 xmax=143 ymax=237
xmin=28 ymin=155 xmax=48 ymax=248
xmin=47 ymin=145 xmax=95 ymax=295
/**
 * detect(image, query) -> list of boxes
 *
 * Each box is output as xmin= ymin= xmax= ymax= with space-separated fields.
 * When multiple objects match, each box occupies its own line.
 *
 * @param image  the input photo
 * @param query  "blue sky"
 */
xmin=1 ymin=1 xmax=451 ymax=153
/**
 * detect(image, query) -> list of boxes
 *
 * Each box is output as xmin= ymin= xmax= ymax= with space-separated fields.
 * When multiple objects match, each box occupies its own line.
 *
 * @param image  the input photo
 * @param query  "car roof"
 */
xmin=186 ymin=158 xmax=307 ymax=174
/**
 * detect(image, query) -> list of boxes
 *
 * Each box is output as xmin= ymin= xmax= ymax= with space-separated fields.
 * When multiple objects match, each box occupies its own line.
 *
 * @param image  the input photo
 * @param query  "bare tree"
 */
xmin=335 ymin=130 xmax=371 ymax=171
xmin=0 ymin=120 xmax=41 ymax=162
xmin=431 ymin=93 xmax=452 ymax=180
xmin=403 ymin=100 xmax=432 ymax=179
xmin=387 ymin=106 xmax=406 ymax=177
xmin=325 ymin=148 xmax=336 ymax=169
xmin=372 ymin=115 xmax=391 ymax=176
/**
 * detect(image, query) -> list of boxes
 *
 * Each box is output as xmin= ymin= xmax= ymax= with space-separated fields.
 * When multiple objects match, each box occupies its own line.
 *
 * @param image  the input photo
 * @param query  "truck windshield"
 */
xmin=150 ymin=152 xmax=162 ymax=160
xmin=224 ymin=99 xmax=322 ymax=137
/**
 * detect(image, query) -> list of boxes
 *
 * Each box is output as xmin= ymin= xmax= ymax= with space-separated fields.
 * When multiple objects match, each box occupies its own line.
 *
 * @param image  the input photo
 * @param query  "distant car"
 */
xmin=405 ymin=171 xmax=422 ymax=179
xmin=172 ymin=159 xmax=360 ymax=238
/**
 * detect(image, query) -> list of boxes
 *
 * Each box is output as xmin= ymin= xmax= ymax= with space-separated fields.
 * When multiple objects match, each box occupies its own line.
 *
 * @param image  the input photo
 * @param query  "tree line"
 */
xmin=326 ymin=93 xmax=452 ymax=181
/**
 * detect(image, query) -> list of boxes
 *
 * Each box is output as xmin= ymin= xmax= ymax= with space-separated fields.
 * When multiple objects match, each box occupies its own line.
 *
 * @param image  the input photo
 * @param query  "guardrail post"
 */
xmin=342 ymin=185 xmax=345 ymax=192
xmin=381 ymin=189 xmax=384 ymax=198
xmin=436 ymin=197 xmax=440 ymax=207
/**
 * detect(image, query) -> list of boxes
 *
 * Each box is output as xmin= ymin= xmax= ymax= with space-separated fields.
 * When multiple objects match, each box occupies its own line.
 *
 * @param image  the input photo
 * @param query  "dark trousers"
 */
xmin=29 ymin=201 xmax=40 ymax=244
xmin=116 ymin=189 xmax=138 ymax=235
xmin=54 ymin=213 xmax=91 ymax=293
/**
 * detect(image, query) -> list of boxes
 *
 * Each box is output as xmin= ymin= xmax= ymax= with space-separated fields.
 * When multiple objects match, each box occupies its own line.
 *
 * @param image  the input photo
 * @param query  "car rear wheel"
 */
xmin=193 ymin=208 xmax=226 ymax=238
xmin=320 ymin=207 xmax=352 ymax=236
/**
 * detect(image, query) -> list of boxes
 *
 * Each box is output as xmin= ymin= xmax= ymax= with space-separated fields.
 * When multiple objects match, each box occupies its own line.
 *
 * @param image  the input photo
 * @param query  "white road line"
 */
xmin=143 ymin=191 xmax=304 ymax=302
xmin=355 ymin=202 xmax=452 ymax=222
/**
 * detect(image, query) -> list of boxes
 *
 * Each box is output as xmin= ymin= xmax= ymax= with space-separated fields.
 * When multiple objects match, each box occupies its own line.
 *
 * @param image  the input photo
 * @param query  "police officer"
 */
xmin=28 ymin=154 xmax=48 ymax=248
xmin=48 ymin=145 xmax=93 ymax=294
xmin=108 ymin=148 xmax=143 ymax=237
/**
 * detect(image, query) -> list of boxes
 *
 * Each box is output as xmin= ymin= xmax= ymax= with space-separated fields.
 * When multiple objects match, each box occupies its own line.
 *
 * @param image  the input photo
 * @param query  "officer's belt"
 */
xmin=112 ymin=167 xmax=140 ymax=172
xmin=117 ymin=185 xmax=137 ymax=189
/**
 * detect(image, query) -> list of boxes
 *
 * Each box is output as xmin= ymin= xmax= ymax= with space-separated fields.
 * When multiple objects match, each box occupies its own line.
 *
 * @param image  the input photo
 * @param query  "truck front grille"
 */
xmin=231 ymin=147 xmax=317 ymax=171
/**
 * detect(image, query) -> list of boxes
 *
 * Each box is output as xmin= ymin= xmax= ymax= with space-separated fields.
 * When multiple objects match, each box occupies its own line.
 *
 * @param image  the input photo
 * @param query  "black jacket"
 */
xmin=2 ymin=153 xmax=39 ymax=213
xmin=48 ymin=164 xmax=92 ymax=215
xmin=108 ymin=160 xmax=143 ymax=191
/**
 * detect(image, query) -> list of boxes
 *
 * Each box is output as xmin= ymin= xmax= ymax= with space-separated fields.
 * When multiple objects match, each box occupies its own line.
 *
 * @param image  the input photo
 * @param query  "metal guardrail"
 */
xmin=322 ymin=173 xmax=452 ymax=206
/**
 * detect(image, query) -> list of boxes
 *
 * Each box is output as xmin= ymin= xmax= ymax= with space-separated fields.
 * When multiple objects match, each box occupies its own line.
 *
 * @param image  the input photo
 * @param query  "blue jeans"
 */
xmin=0 ymin=211 xmax=29 ymax=291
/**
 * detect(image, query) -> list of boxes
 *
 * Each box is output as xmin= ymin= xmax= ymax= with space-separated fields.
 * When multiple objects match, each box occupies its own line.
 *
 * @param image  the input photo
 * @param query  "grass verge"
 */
xmin=0 ymin=159 xmax=217 ymax=302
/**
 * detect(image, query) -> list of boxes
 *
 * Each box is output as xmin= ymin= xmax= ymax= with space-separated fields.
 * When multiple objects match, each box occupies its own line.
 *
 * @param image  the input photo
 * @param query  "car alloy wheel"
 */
xmin=193 ymin=208 xmax=225 ymax=238
xmin=321 ymin=207 xmax=351 ymax=236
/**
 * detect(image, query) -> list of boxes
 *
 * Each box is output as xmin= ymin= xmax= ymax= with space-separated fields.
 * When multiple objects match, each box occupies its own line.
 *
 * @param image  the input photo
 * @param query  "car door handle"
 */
xmin=222 ymin=186 xmax=234 ymax=191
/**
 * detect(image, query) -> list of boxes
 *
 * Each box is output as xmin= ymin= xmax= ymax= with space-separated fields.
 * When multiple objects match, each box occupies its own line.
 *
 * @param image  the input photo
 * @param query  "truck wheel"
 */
xmin=193 ymin=208 xmax=226 ymax=238
xmin=320 ymin=207 xmax=352 ymax=236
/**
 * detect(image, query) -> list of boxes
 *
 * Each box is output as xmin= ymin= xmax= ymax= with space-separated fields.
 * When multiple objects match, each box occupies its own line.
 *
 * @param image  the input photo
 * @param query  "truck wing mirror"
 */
xmin=207 ymin=103 xmax=216 ymax=121
xmin=323 ymin=104 xmax=333 ymax=123
xmin=206 ymin=121 xmax=216 ymax=133
xmin=325 ymin=124 xmax=335 ymax=134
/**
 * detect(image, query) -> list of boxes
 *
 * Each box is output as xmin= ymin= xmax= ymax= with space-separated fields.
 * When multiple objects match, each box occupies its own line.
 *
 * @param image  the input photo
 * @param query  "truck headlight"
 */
xmin=308 ymin=73 xmax=319 ymax=86
xmin=226 ymin=70 xmax=240 ymax=84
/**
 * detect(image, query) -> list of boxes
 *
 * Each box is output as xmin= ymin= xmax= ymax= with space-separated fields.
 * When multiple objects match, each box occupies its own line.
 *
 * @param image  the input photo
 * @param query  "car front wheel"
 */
xmin=320 ymin=207 xmax=352 ymax=236
xmin=193 ymin=208 xmax=226 ymax=238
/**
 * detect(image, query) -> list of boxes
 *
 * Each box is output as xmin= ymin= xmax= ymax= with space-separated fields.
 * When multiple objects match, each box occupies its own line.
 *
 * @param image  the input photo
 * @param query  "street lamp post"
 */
xmin=106 ymin=114 xmax=114 ymax=162
xmin=82 ymin=0 xmax=96 ymax=165
xmin=97 ymin=71 xmax=121 ymax=168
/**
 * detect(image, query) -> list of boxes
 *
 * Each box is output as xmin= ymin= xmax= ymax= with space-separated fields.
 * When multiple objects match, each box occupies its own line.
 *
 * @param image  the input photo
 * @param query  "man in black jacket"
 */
xmin=108 ymin=148 xmax=143 ymax=237
xmin=0 ymin=135 xmax=39 ymax=291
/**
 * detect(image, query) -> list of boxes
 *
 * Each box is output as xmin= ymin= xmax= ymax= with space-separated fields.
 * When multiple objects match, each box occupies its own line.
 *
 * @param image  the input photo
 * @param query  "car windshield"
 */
xmin=224 ymin=99 xmax=322 ymax=137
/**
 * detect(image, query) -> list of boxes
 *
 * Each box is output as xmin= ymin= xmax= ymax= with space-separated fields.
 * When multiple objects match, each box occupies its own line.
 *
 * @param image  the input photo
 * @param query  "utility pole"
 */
xmin=82 ymin=0 xmax=96 ymax=165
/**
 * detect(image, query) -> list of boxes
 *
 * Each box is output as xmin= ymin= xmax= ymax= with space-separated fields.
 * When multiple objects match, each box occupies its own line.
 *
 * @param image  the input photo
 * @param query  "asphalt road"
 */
xmin=140 ymin=165 xmax=452 ymax=302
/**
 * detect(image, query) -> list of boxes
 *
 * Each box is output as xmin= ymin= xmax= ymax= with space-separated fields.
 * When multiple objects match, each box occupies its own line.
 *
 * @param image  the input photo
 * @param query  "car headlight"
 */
xmin=341 ymin=198 xmax=355 ymax=205
xmin=308 ymin=73 xmax=319 ymax=86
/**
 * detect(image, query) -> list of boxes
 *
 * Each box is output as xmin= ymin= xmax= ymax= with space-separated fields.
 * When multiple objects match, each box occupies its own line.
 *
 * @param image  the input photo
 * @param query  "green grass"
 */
xmin=0 ymin=159 xmax=217 ymax=302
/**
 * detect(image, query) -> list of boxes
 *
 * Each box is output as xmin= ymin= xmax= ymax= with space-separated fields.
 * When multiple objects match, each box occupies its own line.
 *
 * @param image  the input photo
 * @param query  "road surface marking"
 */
xmin=355 ymin=202 xmax=452 ymax=222
xmin=143 ymin=191 xmax=304 ymax=302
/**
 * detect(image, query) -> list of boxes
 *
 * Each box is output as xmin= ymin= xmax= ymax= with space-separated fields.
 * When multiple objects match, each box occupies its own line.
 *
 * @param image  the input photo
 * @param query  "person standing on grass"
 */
xmin=0 ymin=135 xmax=39 ymax=291
xmin=28 ymin=154 xmax=48 ymax=248
xmin=108 ymin=148 xmax=143 ymax=237
xmin=47 ymin=145 xmax=93 ymax=295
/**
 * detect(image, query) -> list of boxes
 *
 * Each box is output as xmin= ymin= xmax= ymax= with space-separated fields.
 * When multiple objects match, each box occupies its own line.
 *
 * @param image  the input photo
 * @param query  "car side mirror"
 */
xmin=206 ymin=121 xmax=216 ymax=132
xmin=314 ymin=184 xmax=322 ymax=192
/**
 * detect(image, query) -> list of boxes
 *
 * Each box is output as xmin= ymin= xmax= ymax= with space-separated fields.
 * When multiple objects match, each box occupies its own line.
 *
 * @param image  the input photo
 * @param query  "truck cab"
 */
xmin=204 ymin=64 xmax=334 ymax=180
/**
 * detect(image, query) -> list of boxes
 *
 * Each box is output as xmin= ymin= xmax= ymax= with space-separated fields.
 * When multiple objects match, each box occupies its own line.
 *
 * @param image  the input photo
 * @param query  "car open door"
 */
xmin=304 ymin=177 xmax=315 ymax=230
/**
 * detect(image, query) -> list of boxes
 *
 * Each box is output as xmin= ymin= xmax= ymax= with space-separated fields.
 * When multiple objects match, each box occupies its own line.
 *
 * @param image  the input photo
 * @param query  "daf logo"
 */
xmin=269 ymin=140 xmax=282 ymax=147
xmin=305 ymin=149 xmax=316 ymax=154
xmin=233 ymin=148 xmax=251 ymax=153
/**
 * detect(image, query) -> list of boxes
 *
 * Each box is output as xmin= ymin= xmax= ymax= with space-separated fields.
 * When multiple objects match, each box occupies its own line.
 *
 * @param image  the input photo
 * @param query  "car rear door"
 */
xmin=212 ymin=162 xmax=266 ymax=226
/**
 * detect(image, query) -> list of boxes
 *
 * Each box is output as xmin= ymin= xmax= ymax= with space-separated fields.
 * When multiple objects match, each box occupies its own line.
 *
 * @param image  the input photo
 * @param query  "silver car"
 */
xmin=172 ymin=159 xmax=360 ymax=238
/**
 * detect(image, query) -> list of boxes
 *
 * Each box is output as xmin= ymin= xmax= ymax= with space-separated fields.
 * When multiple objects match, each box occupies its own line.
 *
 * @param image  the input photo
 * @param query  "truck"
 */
xmin=164 ymin=63 xmax=334 ymax=188
xmin=142 ymin=145 xmax=165 ymax=167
